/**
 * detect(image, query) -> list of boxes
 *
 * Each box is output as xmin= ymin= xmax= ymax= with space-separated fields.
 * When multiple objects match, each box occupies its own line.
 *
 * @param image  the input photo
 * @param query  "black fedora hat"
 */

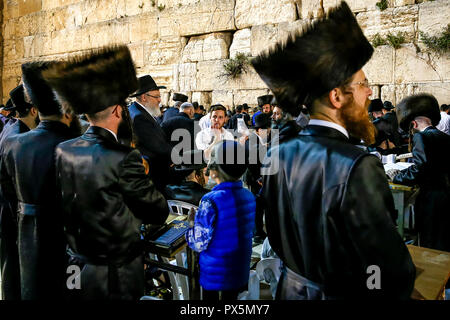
xmin=383 ymin=100 xmax=394 ymax=110
xmin=254 ymin=112 xmax=271 ymax=129
xmin=130 ymin=75 xmax=166 ymax=98
xmin=368 ymin=98 xmax=383 ymax=113
xmin=10 ymin=84 xmax=33 ymax=114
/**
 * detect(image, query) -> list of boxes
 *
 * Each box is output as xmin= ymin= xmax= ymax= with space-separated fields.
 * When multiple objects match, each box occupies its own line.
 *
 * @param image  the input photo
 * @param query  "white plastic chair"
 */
xmin=238 ymin=270 xmax=260 ymax=300
xmin=167 ymin=200 xmax=198 ymax=216
xmin=256 ymin=258 xmax=282 ymax=300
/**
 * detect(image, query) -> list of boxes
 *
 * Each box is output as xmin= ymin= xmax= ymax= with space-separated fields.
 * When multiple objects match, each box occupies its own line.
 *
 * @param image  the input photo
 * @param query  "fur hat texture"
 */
xmin=42 ymin=45 xmax=138 ymax=115
xmin=257 ymin=95 xmax=274 ymax=108
xmin=396 ymin=93 xmax=441 ymax=132
xmin=251 ymin=1 xmax=373 ymax=116
xmin=21 ymin=61 xmax=63 ymax=116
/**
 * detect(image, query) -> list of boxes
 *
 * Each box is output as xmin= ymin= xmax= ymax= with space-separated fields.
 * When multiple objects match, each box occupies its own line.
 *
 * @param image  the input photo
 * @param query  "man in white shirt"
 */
xmin=195 ymin=104 xmax=234 ymax=154
xmin=436 ymin=104 xmax=450 ymax=135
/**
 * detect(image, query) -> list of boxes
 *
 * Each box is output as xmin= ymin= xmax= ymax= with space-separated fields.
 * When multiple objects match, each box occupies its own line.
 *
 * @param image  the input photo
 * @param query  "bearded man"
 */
xmin=128 ymin=75 xmax=173 ymax=191
xmin=252 ymin=1 xmax=415 ymax=299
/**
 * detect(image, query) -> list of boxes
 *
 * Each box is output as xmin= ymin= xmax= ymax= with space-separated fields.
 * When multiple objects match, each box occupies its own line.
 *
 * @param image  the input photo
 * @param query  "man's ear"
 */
xmin=112 ymin=105 xmax=121 ymax=118
xmin=328 ymin=87 xmax=346 ymax=110
xmin=31 ymin=106 xmax=39 ymax=116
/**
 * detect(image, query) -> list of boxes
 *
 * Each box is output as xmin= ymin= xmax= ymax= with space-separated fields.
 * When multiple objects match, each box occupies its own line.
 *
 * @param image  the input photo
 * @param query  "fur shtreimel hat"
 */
xmin=172 ymin=93 xmax=188 ymax=103
xmin=22 ymin=61 xmax=63 ymax=116
xmin=43 ymin=45 xmax=138 ymax=115
xmin=9 ymin=84 xmax=33 ymax=114
xmin=257 ymin=95 xmax=274 ymax=108
xmin=251 ymin=1 xmax=373 ymax=117
xmin=396 ymin=93 xmax=441 ymax=132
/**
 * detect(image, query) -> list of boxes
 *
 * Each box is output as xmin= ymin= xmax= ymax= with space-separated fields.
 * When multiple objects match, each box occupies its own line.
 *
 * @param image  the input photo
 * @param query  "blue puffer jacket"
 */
xmin=199 ymin=181 xmax=256 ymax=291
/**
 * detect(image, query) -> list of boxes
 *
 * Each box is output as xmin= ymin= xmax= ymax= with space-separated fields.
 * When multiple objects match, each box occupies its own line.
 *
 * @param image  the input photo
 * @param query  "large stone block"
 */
xmin=124 ymin=0 xmax=156 ymax=17
xmin=229 ymin=28 xmax=251 ymax=59
xmin=381 ymin=84 xmax=417 ymax=105
xmin=18 ymin=0 xmax=41 ymax=17
xmin=251 ymin=20 xmax=306 ymax=57
xmin=144 ymin=38 xmax=182 ymax=66
xmin=395 ymin=44 xmax=442 ymax=83
xmin=394 ymin=0 xmax=415 ymax=7
xmin=3 ymin=38 xmax=24 ymax=62
xmin=418 ymin=0 xmax=450 ymax=36
xmin=173 ymin=63 xmax=197 ymax=92
xmin=181 ymin=33 xmax=231 ymax=63
xmin=414 ymin=82 xmax=450 ymax=105
xmin=3 ymin=19 xmax=18 ymax=40
xmin=42 ymin=0 xmax=80 ymax=11
xmin=357 ymin=5 xmax=418 ymax=42
xmin=128 ymin=43 xmax=145 ymax=69
xmin=50 ymin=28 xmax=82 ymax=54
xmin=211 ymin=90 xmax=233 ymax=107
xmin=369 ymin=85 xmax=381 ymax=99
xmin=3 ymin=77 xmax=22 ymax=103
xmin=233 ymin=89 xmax=270 ymax=108
xmin=83 ymin=0 xmax=122 ymax=25
xmin=138 ymin=64 xmax=173 ymax=89
xmin=5 ymin=1 xmax=20 ymax=20
xmin=191 ymin=91 xmax=212 ymax=106
xmin=129 ymin=13 xmax=159 ymax=43
xmin=363 ymin=45 xmax=394 ymax=84
xmin=235 ymin=0 xmax=297 ymax=29
xmin=159 ymin=0 xmax=236 ymax=38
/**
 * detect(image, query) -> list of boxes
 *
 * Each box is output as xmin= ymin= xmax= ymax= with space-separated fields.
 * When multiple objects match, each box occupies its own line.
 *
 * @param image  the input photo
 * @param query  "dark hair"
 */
xmin=440 ymin=104 xmax=449 ymax=112
xmin=17 ymin=107 xmax=32 ymax=118
xmin=209 ymin=104 xmax=226 ymax=114
xmin=236 ymin=105 xmax=243 ymax=112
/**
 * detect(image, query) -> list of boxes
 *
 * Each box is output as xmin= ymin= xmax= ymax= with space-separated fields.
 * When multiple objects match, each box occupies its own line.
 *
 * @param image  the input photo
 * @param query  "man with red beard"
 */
xmin=252 ymin=1 xmax=415 ymax=299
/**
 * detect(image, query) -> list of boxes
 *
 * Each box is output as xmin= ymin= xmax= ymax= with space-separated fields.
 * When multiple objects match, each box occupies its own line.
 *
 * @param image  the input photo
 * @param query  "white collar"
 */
xmin=104 ymin=128 xmax=118 ymax=141
xmin=421 ymin=125 xmax=433 ymax=132
xmin=308 ymin=119 xmax=349 ymax=138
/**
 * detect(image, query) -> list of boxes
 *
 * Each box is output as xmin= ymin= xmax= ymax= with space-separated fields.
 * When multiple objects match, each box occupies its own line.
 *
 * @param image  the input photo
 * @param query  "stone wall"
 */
xmin=1 ymin=0 xmax=449 ymax=107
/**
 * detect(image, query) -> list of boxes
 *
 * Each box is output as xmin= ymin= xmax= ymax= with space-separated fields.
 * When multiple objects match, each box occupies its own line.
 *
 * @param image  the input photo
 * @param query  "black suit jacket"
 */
xmin=129 ymin=102 xmax=173 ymax=190
xmin=262 ymin=125 xmax=415 ymax=299
xmin=55 ymin=126 xmax=169 ymax=300
xmin=161 ymin=112 xmax=200 ymax=150
xmin=394 ymin=127 xmax=450 ymax=251
xmin=0 ymin=121 xmax=74 ymax=299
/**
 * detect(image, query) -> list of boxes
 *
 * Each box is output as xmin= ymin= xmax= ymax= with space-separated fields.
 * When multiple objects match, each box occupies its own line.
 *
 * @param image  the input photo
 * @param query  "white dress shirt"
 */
xmin=308 ymin=119 xmax=349 ymax=138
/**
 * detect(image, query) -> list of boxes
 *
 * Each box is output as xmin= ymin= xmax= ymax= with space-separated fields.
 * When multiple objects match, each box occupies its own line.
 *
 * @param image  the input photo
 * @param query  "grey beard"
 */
xmin=147 ymin=106 xmax=161 ymax=118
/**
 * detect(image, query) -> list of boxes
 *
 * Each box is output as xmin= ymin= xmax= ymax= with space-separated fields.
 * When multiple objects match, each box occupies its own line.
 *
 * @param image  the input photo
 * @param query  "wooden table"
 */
xmin=408 ymin=245 xmax=450 ymax=300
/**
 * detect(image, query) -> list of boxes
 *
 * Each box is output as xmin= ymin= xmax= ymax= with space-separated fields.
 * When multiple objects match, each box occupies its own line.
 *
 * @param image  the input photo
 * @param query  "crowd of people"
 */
xmin=0 ymin=1 xmax=449 ymax=301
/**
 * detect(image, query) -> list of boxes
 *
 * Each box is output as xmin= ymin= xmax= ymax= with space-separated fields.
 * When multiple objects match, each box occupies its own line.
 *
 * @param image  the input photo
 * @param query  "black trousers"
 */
xmin=0 ymin=201 xmax=21 ymax=300
xmin=202 ymin=284 xmax=247 ymax=301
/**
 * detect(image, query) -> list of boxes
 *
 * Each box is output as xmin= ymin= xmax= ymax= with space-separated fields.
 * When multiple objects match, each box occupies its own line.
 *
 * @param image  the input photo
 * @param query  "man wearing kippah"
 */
xmin=253 ymin=1 xmax=415 ymax=299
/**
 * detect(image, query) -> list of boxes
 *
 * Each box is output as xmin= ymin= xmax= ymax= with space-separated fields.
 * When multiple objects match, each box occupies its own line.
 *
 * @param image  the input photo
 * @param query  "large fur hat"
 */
xmin=9 ymin=84 xmax=33 ymax=114
xmin=22 ymin=61 xmax=62 ymax=116
xmin=257 ymin=95 xmax=274 ymax=108
xmin=43 ymin=45 xmax=138 ymax=115
xmin=251 ymin=1 xmax=373 ymax=116
xmin=172 ymin=93 xmax=188 ymax=103
xmin=396 ymin=93 xmax=441 ymax=132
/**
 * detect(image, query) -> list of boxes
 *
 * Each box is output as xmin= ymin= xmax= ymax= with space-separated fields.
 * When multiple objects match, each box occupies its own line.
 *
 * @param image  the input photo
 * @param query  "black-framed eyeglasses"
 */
xmin=145 ymin=94 xmax=161 ymax=99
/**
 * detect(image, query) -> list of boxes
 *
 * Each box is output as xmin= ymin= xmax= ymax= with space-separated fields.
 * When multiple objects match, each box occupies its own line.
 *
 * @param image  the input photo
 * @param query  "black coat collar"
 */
xmin=84 ymin=126 xmax=117 ymax=143
xmin=300 ymin=124 xmax=349 ymax=142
